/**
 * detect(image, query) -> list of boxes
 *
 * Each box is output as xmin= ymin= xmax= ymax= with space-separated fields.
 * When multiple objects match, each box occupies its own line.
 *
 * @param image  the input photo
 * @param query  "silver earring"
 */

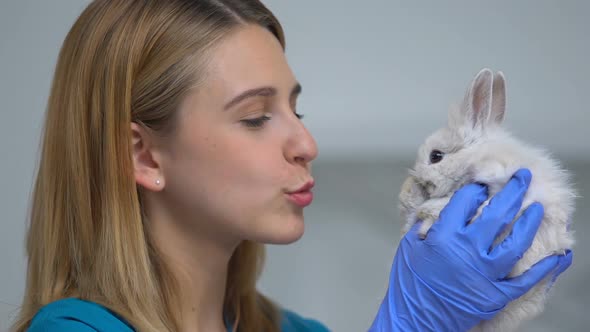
xmin=155 ymin=179 xmax=161 ymax=185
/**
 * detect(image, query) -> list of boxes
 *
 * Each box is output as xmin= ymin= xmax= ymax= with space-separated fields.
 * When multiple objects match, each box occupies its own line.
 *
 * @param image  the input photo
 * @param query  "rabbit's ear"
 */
xmin=490 ymin=71 xmax=506 ymax=125
xmin=467 ymin=68 xmax=494 ymax=129
xmin=449 ymin=68 xmax=495 ymax=132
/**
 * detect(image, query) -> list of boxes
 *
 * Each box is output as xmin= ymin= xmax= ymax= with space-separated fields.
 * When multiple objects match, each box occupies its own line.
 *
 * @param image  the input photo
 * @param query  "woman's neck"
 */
xmin=147 ymin=199 xmax=239 ymax=332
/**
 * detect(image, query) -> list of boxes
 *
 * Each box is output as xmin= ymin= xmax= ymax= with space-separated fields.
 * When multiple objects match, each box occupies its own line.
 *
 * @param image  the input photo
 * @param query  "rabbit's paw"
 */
xmin=416 ymin=208 xmax=438 ymax=239
xmin=415 ymin=196 xmax=452 ymax=239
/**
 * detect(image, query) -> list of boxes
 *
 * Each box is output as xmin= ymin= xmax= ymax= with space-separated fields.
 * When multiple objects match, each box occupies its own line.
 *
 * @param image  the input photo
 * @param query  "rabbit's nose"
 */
xmin=424 ymin=181 xmax=436 ymax=195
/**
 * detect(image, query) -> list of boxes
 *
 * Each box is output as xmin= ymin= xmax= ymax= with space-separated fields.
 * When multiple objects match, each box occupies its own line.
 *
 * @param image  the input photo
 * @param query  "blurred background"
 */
xmin=1 ymin=1 xmax=588 ymax=331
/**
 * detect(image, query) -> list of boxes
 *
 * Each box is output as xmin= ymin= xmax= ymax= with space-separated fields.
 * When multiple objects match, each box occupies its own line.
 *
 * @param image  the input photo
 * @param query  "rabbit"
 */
xmin=398 ymin=68 xmax=576 ymax=332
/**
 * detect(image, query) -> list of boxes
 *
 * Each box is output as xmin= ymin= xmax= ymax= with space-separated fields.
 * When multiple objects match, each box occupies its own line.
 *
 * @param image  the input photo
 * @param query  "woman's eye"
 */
xmin=241 ymin=115 xmax=271 ymax=128
xmin=240 ymin=111 xmax=303 ymax=129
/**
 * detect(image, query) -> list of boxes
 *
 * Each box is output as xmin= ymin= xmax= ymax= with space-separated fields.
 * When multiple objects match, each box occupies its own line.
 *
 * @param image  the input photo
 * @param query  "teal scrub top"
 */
xmin=27 ymin=298 xmax=330 ymax=332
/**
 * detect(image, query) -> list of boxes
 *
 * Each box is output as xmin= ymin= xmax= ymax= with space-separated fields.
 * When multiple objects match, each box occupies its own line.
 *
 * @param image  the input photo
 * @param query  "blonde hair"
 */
xmin=13 ymin=0 xmax=286 ymax=331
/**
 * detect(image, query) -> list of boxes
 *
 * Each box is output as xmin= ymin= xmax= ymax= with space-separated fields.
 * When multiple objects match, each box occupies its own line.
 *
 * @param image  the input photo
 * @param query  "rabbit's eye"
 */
xmin=429 ymin=150 xmax=444 ymax=164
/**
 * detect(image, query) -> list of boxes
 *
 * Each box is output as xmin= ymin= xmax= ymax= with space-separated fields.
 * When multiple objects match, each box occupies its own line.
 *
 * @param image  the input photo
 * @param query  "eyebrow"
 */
xmin=223 ymin=83 xmax=302 ymax=110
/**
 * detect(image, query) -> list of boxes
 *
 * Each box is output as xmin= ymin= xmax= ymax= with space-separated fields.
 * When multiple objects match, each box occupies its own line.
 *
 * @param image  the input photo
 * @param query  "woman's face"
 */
xmin=157 ymin=24 xmax=318 ymax=245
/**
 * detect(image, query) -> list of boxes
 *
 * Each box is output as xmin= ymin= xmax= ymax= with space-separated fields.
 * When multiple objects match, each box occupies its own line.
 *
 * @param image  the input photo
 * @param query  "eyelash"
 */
xmin=241 ymin=112 xmax=304 ymax=128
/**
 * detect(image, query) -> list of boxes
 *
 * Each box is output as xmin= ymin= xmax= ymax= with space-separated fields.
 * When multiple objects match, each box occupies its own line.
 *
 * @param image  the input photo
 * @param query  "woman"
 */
xmin=13 ymin=0 xmax=572 ymax=331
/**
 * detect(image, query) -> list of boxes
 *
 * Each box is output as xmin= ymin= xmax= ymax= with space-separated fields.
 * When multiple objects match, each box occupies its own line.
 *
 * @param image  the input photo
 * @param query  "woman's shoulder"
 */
xmin=28 ymin=298 xmax=329 ymax=332
xmin=279 ymin=308 xmax=330 ymax=332
xmin=28 ymin=298 xmax=134 ymax=332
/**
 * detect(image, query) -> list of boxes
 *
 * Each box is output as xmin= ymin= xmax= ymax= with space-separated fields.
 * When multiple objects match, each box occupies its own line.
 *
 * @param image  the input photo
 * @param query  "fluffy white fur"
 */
xmin=399 ymin=68 xmax=576 ymax=332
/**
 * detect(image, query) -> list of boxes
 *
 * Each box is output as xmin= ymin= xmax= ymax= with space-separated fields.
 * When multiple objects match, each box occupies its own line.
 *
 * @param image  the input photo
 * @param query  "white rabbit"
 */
xmin=399 ymin=68 xmax=576 ymax=332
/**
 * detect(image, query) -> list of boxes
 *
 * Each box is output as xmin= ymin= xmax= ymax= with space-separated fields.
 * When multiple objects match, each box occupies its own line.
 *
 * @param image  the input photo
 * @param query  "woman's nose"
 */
xmin=284 ymin=117 xmax=318 ymax=165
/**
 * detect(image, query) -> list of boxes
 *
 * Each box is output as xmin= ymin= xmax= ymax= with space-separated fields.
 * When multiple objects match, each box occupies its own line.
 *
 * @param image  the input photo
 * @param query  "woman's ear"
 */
xmin=131 ymin=122 xmax=165 ymax=191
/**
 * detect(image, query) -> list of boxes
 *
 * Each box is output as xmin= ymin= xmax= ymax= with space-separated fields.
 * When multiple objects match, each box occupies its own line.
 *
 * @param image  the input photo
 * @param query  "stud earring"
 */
xmin=155 ymin=179 xmax=161 ymax=185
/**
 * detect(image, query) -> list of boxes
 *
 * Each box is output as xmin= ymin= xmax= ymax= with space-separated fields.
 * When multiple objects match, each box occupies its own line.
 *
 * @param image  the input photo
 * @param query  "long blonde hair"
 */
xmin=13 ymin=1 xmax=286 ymax=331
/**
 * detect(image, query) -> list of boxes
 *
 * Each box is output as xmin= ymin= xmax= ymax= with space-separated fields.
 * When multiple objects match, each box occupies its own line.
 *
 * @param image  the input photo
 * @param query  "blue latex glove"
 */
xmin=370 ymin=169 xmax=573 ymax=332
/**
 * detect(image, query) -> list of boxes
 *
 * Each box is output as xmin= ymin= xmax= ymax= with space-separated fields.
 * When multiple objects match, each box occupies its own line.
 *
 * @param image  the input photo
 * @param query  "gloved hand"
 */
xmin=369 ymin=168 xmax=573 ymax=332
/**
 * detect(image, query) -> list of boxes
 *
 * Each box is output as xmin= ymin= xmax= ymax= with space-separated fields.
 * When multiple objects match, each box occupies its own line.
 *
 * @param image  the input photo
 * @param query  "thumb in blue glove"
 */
xmin=370 ymin=168 xmax=573 ymax=332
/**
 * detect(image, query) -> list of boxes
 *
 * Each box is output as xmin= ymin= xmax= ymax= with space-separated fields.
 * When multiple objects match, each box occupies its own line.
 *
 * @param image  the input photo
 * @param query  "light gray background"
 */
xmin=1 ymin=1 xmax=588 ymax=331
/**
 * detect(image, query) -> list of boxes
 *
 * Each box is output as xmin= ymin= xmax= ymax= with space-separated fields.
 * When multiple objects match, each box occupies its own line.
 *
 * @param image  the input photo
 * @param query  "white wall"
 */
xmin=262 ymin=0 xmax=589 ymax=160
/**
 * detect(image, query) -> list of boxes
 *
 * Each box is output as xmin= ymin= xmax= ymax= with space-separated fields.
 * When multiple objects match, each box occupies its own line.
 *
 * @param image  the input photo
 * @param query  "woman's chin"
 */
xmin=260 ymin=215 xmax=305 ymax=245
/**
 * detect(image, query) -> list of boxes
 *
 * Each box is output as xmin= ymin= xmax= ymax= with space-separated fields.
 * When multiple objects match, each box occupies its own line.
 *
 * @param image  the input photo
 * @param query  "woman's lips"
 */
xmin=285 ymin=191 xmax=314 ymax=207
xmin=285 ymin=180 xmax=314 ymax=207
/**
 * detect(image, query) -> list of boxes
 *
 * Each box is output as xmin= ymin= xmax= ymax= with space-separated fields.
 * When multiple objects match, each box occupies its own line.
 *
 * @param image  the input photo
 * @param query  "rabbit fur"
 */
xmin=399 ymin=68 xmax=576 ymax=332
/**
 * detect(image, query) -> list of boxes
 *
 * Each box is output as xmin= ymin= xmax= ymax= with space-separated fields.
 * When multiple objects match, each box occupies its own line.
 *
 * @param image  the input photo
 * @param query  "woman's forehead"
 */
xmin=179 ymin=24 xmax=297 ymax=113
xmin=203 ymin=25 xmax=296 ymax=99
